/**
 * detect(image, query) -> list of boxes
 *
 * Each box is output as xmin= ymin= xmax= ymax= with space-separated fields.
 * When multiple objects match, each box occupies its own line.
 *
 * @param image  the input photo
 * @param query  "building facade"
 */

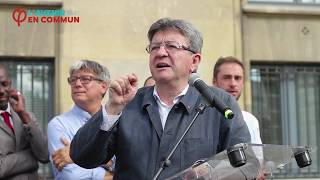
xmin=0 ymin=0 xmax=319 ymax=179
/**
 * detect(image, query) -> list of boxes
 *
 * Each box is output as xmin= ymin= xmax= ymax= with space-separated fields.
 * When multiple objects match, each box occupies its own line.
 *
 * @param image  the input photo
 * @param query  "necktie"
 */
xmin=1 ymin=112 xmax=14 ymax=133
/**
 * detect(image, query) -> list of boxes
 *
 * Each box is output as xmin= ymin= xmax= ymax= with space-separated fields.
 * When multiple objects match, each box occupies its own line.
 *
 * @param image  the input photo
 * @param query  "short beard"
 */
xmin=0 ymin=102 xmax=8 ymax=111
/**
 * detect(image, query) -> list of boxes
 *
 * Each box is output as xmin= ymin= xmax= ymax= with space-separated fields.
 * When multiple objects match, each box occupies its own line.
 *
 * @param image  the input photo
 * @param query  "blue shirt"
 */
xmin=47 ymin=105 xmax=106 ymax=180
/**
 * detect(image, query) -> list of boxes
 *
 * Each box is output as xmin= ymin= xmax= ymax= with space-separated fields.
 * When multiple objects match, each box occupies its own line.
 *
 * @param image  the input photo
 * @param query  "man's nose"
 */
xmin=74 ymin=78 xmax=83 ymax=86
xmin=0 ymin=87 xmax=6 ymax=95
xmin=0 ymin=85 xmax=5 ymax=92
xmin=155 ymin=45 xmax=168 ymax=56
xmin=230 ymin=78 xmax=238 ymax=86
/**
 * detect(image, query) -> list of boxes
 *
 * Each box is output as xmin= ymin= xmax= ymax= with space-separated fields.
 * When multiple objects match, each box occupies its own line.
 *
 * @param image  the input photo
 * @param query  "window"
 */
xmin=251 ymin=63 xmax=320 ymax=178
xmin=0 ymin=58 xmax=54 ymax=179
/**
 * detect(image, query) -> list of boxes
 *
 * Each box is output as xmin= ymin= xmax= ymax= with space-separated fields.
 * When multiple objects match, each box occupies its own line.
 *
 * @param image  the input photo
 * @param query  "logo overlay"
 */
xmin=12 ymin=8 xmax=80 ymax=27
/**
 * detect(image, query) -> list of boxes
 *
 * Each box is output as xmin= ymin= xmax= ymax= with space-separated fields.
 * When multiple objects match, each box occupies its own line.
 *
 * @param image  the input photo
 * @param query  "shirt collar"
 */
xmin=153 ymin=85 xmax=189 ymax=107
xmin=71 ymin=105 xmax=91 ymax=119
xmin=71 ymin=104 xmax=107 ymax=123
xmin=0 ymin=103 xmax=11 ymax=116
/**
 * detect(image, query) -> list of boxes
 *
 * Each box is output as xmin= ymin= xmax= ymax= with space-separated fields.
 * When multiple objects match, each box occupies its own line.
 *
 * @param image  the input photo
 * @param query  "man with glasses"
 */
xmin=0 ymin=64 xmax=49 ymax=180
xmin=70 ymin=18 xmax=250 ymax=180
xmin=47 ymin=60 xmax=114 ymax=179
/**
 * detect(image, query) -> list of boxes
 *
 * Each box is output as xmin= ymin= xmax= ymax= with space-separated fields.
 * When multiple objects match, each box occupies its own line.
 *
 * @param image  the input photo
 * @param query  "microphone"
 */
xmin=188 ymin=73 xmax=234 ymax=119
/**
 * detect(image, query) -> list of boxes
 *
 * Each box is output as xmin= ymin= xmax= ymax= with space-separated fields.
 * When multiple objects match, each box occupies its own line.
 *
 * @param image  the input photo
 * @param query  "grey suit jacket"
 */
xmin=71 ymin=86 xmax=251 ymax=180
xmin=0 ymin=109 xmax=49 ymax=180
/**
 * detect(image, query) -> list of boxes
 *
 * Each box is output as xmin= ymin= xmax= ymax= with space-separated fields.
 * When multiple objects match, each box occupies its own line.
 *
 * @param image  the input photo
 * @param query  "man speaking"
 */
xmin=70 ymin=17 xmax=250 ymax=180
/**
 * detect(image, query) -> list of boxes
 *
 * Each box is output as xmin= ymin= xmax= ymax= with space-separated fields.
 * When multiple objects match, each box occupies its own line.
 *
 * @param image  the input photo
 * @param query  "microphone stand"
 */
xmin=152 ymin=103 xmax=207 ymax=180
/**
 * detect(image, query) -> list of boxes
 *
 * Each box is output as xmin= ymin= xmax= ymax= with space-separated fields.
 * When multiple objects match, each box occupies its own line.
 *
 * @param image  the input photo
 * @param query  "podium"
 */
xmin=166 ymin=143 xmax=312 ymax=180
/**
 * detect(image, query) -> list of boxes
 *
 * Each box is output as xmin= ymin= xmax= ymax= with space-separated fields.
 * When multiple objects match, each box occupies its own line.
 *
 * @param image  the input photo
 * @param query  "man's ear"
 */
xmin=191 ymin=53 xmax=201 ymax=73
xmin=101 ymin=82 xmax=109 ymax=95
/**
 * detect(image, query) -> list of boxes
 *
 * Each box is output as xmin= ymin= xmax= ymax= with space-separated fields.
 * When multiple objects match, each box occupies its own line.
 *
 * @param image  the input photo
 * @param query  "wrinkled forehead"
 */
xmin=151 ymin=29 xmax=188 ymax=44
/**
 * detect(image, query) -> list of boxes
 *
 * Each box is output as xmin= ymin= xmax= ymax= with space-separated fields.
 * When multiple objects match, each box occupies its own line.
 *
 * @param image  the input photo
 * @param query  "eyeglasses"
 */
xmin=67 ymin=75 xmax=103 ymax=85
xmin=146 ymin=41 xmax=196 ymax=54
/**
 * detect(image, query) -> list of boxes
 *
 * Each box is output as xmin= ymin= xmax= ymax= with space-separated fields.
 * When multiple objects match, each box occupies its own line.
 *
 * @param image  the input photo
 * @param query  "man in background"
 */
xmin=213 ymin=56 xmax=262 ymax=144
xmin=47 ymin=60 xmax=113 ymax=180
xmin=0 ymin=64 xmax=49 ymax=179
xmin=213 ymin=56 xmax=266 ymax=179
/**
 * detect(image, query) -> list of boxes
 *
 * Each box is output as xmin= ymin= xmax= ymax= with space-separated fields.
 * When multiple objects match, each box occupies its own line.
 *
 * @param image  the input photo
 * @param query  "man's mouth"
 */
xmin=0 ymin=96 xmax=7 ymax=100
xmin=227 ymin=90 xmax=238 ymax=95
xmin=156 ymin=63 xmax=170 ymax=68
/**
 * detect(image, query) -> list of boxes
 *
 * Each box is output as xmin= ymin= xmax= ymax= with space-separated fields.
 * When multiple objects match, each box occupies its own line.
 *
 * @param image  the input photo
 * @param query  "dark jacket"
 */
xmin=70 ymin=86 xmax=250 ymax=180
